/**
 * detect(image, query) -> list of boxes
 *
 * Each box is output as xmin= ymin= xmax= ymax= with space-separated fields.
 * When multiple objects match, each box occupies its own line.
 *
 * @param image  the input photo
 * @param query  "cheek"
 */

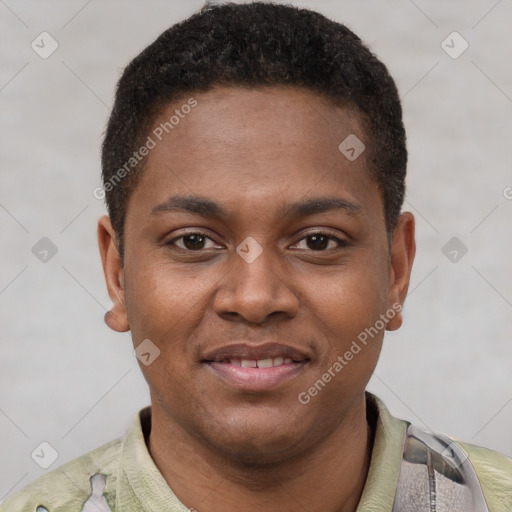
xmin=123 ymin=260 xmax=208 ymax=402
xmin=311 ymin=253 xmax=389 ymax=362
xmin=123 ymin=257 xmax=212 ymax=345
xmin=320 ymin=250 xmax=388 ymax=313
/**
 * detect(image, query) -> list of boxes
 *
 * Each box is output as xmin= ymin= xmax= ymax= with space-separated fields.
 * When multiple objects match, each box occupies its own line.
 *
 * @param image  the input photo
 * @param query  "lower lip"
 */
xmin=205 ymin=361 xmax=308 ymax=391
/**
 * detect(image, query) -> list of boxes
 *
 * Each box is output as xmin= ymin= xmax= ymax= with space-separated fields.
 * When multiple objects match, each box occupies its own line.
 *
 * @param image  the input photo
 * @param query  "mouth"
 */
xmin=201 ymin=342 xmax=311 ymax=392
xmin=210 ymin=356 xmax=298 ymax=367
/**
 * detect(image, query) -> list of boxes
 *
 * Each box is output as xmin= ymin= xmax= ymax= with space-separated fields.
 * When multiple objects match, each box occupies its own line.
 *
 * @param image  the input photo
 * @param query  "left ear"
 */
xmin=98 ymin=215 xmax=130 ymax=333
xmin=386 ymin=212 xmax=416 ymax=331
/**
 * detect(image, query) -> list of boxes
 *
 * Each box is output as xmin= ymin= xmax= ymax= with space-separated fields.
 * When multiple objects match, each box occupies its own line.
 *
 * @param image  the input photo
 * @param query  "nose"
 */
xmin=213 ymin=242 xmax=299 ymax=324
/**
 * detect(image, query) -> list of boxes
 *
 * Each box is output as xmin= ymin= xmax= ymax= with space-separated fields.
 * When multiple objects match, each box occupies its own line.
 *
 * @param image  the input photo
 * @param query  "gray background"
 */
xmin=1 ymin=0 xmax=511 ymax=499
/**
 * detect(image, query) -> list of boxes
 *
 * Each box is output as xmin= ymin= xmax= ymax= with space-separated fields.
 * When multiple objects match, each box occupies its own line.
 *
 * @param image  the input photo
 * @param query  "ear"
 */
xmin=386 ymin=212 xmax=416 ymax=331
xmin=97 ymin=215 xmax=130 ymax=332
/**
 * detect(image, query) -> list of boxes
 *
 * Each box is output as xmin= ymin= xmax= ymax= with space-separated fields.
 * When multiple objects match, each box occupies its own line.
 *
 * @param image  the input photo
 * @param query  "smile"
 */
xmin=202 ymin=342 xmax=311 ymax=391
xmin=221 ymin=357 xmax=295 ymax=367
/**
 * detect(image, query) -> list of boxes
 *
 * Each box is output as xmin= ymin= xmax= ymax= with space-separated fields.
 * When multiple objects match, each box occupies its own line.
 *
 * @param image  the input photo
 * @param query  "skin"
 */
xmin=98 ymin=86 xmax=415 ymax=512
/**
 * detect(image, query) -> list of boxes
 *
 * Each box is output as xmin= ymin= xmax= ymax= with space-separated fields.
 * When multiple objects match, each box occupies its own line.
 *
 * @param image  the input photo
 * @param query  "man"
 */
xmin=3 ymin=2 xmax=511 ymax=511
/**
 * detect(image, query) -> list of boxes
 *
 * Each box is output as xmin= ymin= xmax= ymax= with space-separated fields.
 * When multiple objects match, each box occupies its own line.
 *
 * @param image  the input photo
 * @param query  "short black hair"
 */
xmin=101 ymin=1 xmax=407 ymax=259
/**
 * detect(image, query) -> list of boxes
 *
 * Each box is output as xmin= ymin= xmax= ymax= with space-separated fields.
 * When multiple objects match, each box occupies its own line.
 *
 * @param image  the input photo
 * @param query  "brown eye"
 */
xmin=292 ymin=232 xmax=347 ymax=251
xmin=181 ymin=234 xmax=206 ymax=250
xmin=166 ymin=232 xmax=221 ymax=251
xmin=306 ymin=234 xmax=330 ymax=250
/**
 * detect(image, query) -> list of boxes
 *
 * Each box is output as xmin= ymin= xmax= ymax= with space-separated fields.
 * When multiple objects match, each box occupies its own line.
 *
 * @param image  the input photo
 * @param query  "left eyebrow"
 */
xmin=150 ymin=195 xmax=363 ymax=219
xmin=283 ymin=197 xmax=364 ymax=218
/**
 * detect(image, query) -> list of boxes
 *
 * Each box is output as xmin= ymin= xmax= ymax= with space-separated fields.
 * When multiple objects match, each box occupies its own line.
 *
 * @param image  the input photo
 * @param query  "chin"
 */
xmin=198 ymin=411 xmax=308 ymax=465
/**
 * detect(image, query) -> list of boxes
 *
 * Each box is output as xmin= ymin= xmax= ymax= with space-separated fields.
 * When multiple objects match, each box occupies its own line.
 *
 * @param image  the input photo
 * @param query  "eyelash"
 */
xmin=165 ymin=231 xmax=349 ymax=252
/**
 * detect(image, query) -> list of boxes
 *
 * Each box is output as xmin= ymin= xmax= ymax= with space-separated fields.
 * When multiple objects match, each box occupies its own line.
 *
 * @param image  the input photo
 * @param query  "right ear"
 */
xmin=97 ymin=216 xmax=130 ymax=332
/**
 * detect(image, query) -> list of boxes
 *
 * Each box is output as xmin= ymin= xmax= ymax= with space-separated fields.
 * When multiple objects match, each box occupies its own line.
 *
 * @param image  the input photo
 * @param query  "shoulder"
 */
xmin=457 ymin=439 xmax=512 ymax=511
xmin=0 ymin=436 xmax=123 ymax=512
xmin=369 ymin=393 xmax=512 ymax=511
xmin=399 ymin=423 xmax=512 ymax=511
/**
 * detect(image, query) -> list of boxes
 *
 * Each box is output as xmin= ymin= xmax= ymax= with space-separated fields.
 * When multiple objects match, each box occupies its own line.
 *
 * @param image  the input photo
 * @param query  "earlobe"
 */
xmin=386 ymin=212 xmax=416 ymax=332
xmin=104 ymin=310 xmax=129 ymax=333
xmin=97 ymin=216 xmax=130 ymax=333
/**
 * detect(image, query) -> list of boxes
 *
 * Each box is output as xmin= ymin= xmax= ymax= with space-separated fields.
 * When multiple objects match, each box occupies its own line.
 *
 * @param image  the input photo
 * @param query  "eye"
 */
xmin=167 ymin=232 xmax=222 ymax=251
xmin=292 ymin=232 xmax=348 ymax=251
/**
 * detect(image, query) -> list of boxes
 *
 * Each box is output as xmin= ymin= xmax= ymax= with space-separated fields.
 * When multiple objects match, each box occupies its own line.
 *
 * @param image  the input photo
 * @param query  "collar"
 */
xmin=357 ymin=393 xmax=408 ymax=511
xmin=115 ymin=392 xmax=408 ymax=511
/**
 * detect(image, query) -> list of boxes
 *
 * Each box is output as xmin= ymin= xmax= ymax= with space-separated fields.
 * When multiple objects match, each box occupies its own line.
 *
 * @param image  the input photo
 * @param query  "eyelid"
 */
xmin=165 ymin=230 xmax=223 ymax=249
xmin=291 ymin=229 xmax=350 ymax=248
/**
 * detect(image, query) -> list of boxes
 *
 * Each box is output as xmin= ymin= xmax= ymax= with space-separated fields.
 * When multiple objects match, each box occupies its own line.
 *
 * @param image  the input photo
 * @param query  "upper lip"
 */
xmin=202 ymin=342 xmax=311 ymax=363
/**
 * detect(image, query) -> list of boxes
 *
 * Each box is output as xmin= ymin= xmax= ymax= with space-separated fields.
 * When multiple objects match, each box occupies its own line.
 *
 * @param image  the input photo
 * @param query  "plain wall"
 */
xmin=1 ymin=0 xmax=511 ymax=499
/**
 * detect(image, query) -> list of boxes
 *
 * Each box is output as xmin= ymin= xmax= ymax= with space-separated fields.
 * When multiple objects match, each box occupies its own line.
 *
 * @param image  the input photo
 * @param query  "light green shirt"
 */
xmin=2 ymin=393 xmax=511 ymax=511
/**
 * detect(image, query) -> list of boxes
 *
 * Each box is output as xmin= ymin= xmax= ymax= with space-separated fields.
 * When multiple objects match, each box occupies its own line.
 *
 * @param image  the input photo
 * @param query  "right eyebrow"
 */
xmin=151 ymin=195 xmax=228 ymax=219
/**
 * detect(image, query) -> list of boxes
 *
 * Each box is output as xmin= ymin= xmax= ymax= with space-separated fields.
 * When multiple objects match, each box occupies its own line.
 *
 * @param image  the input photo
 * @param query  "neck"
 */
xmin=147 ymin=395 xmax=373 ymax=512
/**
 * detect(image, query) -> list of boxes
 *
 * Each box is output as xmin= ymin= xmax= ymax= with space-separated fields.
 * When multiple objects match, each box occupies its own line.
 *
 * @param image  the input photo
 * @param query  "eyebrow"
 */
xmin=150 ymin=195 xmax=363 ymax=219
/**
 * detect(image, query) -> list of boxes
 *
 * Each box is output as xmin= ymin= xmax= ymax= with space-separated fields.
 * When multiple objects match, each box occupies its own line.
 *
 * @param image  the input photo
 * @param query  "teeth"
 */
xmin=230 ymin=357 xmax=296 ymax=368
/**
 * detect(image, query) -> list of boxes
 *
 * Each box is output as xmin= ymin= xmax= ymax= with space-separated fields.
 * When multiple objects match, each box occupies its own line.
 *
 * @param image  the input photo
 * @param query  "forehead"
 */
xmin=153 ymin=85 xmax=364 ymax=159
xmin=128 ymin=85 xmax=383 ymax=226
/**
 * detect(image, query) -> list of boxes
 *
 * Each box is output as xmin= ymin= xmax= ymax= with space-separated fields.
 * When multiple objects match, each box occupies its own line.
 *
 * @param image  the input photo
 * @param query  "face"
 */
xmin=99 ymin=86 xmax=415 ymax=464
